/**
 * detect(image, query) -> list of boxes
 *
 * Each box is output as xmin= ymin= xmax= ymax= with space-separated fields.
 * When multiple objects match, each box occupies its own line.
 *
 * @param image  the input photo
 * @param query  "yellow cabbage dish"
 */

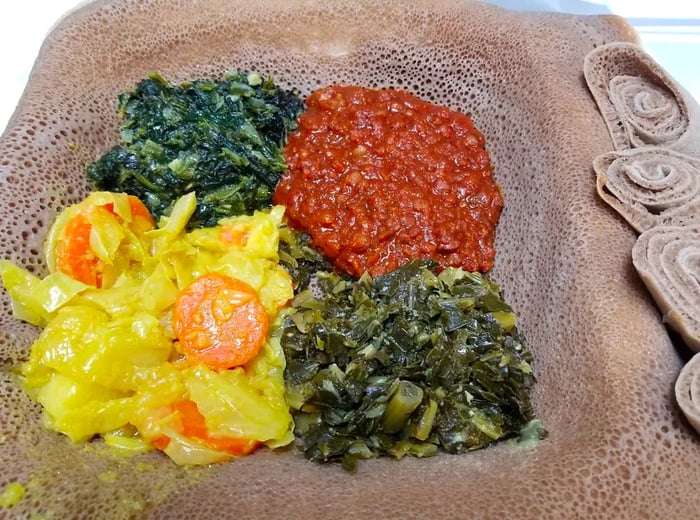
xmin=0 ymin=192 xmax=295 ymax=465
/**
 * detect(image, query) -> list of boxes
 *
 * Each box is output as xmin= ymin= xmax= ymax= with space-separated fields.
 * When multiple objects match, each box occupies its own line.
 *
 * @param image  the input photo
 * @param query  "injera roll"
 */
xmin=594 ymin=147 xmax=700 ymax=232
xmin=632 ymin=225 xmax=700 ymax=353
xmin=676 ymin=352 xmax=700 ymax=433
xmin=584 ymin=42 xmax=700 ymax=157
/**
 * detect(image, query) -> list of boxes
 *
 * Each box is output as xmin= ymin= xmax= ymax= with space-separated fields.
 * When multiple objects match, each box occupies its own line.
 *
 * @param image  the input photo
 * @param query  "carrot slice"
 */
xmin=172 ymin=272 xmax=269 ymax=370
xmin=205 ymin=436 xmax=260 ymax=455
xmin=55 ymin=212 xmax=101 ymax=286
xmin=128 ymin=195 xmax=155 ymax=224
xmin=105 ymin=195 xmax=155 ymax=234
xmin=219 ymin=223 xmax=249 ymax=247
xmin=151 ymin=435 xmax=170 ymax=451
xmin=153 ymin=400 xmax=260 ymax=455
xmin=53 ymin=195 xmax=154 ymax=287
xmin=172 ymin=399 xmax=209 ymax=439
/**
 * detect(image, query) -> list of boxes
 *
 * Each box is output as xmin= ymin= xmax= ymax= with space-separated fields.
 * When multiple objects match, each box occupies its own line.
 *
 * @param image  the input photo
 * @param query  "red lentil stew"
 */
xmin=274 ymin=85 xmax=503 ymax=278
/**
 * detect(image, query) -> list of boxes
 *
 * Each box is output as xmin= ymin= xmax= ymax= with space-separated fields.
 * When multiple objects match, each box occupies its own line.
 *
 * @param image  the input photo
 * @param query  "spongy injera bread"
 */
xmin=632 ymin=226 xmax=700 ymax=355
xmin=593 ymin=147 xmax=700 ymax=233
xmin=584 ymin=42 xmax=700 ymax=157
xmin=0 ymin=0 xmax=697 ymax=518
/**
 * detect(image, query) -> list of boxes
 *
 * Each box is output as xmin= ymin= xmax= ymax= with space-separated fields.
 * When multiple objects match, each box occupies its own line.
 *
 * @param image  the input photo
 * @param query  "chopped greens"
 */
xmin=278 ymin=225 xmax=334 ymax=291
xmin=280 ymin=259 xmax=539 ymax=471
xmin=87 ymin=71 xmax=304 ymax=228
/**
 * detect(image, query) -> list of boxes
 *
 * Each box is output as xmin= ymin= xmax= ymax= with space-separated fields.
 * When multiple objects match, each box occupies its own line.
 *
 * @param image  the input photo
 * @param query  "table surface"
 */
xmin=0 ymin=0 xmax=698 ymax=134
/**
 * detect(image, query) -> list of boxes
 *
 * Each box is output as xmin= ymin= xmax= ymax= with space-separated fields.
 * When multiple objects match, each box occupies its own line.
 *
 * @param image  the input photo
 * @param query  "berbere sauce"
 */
xmin=273 ymin=85 xmax=503 ymax=277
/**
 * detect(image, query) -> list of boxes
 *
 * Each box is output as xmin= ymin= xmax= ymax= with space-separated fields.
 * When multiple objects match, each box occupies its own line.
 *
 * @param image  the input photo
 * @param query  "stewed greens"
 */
xmin=279 ymin=258 xmax=539 ymax=471
xmin=87 ymin=71 xmax=303 ymax=228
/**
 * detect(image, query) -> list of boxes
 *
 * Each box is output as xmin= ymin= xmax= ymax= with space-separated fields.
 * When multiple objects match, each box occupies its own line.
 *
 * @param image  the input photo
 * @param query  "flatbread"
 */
xmin=676 ymin=352 xmax=700 ymax=433
xmin=584 ymin=42 xmax=700 ymax=156
xmin=1 ymin=0 xmax=698 ymax=518
xmin=632 ymin=226 xmax=700 ymax=352
xmin=594 ymin=147 xmax=700 ymax=232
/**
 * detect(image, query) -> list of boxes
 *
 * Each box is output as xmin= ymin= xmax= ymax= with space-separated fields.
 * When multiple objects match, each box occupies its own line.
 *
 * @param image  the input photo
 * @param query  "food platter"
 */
xmin=0 ymin=0 xmax=698 ymax=517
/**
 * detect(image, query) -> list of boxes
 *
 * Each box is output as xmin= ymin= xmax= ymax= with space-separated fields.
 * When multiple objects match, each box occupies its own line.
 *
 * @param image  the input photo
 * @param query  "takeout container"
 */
xmin=0 ymin=0 xmax=697 ymax=518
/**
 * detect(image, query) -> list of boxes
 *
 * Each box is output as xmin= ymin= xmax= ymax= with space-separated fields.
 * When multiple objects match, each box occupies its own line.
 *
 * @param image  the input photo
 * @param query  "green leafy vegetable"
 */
xmin=277 ymin=225 xmax=334 ymax=292
xmin=87 ymin=71 xmax=304 ymax=228
xmin=280 ymin=259 xmax=540 ymax=471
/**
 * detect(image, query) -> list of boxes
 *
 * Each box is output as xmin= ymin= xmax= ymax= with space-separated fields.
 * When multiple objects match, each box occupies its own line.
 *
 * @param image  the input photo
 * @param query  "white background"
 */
xmin=0 ymin=0 xmax=698 ymax=133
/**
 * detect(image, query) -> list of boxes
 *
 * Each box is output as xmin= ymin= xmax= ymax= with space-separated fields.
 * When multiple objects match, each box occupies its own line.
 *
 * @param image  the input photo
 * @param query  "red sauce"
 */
xmin=273 ymin=85 xmax=503 ymax=278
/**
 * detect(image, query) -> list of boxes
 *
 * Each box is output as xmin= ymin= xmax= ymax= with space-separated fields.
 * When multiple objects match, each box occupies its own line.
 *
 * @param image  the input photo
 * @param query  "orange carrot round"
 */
xmin=172 ymin=272 xmax=269 ymax=370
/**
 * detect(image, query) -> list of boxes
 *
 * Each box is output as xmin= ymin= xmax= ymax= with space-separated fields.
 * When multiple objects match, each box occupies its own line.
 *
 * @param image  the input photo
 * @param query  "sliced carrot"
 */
xmin=55 ymin=211 xmax=102 ymax=287
xmin=219 ymin=223 xmax=249 ymax=247
xmin=172 ymin=399 xmax=208 ymax=439
xmin=172 ymin=272 xmax=269 ymax=370
xmin=127 ymin=195 xmax=155 ymax=225
xmin=205 ymin=436 xmax=259 ymax=455
xmin=152 ymin=399 xmax=260 ymax=455
xmin=105 ymin=195 xmax=155 ymax=235
xmin=151 ymin=435 xmax=170 ymax=451
xmin=54 ymin=195 xmax=154 ymax=287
